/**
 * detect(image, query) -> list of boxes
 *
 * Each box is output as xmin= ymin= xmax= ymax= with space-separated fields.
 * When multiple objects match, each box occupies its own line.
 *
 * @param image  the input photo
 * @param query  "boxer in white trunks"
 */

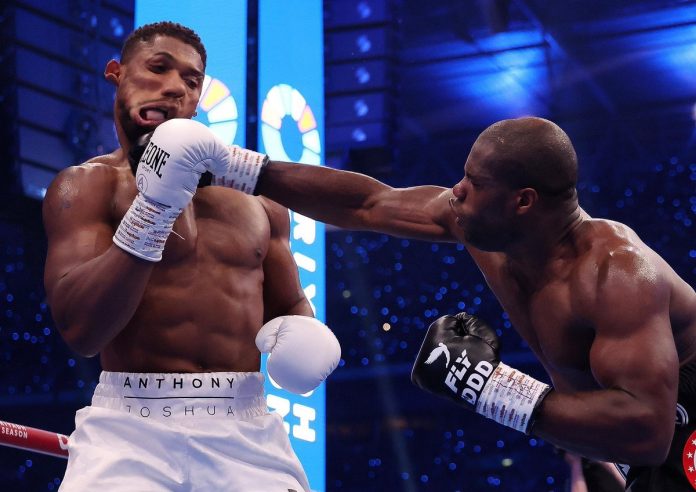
xmin=42 ymin=21 xmax=340 ymax=491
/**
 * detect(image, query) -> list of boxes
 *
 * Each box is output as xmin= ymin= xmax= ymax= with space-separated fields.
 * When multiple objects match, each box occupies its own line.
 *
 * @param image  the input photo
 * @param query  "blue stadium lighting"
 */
xmin=110 ymin=17 xmax=124 ymax=37
xmin=354 ymin=99 xmax=369 ymax=117
xmin=356 ymin=34 xmax=372 ymax=53
xmin=357 ymin=1 xmax=372 ymax=20
xmin=352 ymin=127 xmax=367 ymax=142
xmin=355 ymin=66 xmax=371 ymax=84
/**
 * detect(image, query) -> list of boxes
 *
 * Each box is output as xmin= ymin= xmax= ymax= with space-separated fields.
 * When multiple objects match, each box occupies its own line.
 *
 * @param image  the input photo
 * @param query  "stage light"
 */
xmin=357 ymin=1 xmax=372 ymax=20
xmin=355 ymin=66 xmax=371 ymax=84
xmin=109 ymin=17 xmax=124 ymax=38
xmin=352 ymin=128 xmax=367 ymax=142
xmin=354 ymin=99 xmax=369 ymax=117
xmin=356 ymin=34 xmax=372 ymax=53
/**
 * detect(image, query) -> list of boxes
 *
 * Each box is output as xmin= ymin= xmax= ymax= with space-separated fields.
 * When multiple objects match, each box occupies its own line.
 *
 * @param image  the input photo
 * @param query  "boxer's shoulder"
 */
xmin=561 ymin=219 xmax=664 ymax=311
xmin=43 ymin=158 xmax=125 ymax=225
xmin=256 ymin=195 xmax=289 ymax=227
xmin=55 ymin=154 xmax=127 ymax=189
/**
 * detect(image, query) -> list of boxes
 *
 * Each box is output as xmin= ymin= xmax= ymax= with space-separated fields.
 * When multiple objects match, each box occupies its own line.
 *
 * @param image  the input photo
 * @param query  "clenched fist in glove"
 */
xmin=113 ymin=119 xmax=233 ymax=261
xmin=412 ymin=312 xmax=551 ymax=433
xmin=256 ymin=316 xmax=341 ymax=395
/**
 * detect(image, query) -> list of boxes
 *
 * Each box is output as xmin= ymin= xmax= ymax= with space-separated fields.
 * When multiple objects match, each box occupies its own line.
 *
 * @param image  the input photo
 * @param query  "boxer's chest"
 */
xmin=487 ymin=272 xmax=599 ymax=389
xmin=112 ymin=184 xmax=269 ymax=268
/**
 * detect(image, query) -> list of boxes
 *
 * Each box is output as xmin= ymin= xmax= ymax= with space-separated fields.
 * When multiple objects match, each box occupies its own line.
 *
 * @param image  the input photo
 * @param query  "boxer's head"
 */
xmin=451 ymin=117 xmax=579 ymax=251
xmin=104 ymin=21 xmax=206 ymax=144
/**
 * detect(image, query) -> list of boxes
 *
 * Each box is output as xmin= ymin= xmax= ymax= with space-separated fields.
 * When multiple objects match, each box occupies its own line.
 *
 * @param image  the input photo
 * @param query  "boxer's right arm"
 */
xmin=215 ymin=154 xmax=458 ymax=242
xmin=43 ymin=165 xmax=155 ymax=357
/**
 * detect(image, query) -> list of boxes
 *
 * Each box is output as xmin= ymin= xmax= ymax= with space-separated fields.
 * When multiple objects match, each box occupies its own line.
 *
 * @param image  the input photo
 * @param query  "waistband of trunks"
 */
xmin=90 ymin=371 xmax=268 ymax=420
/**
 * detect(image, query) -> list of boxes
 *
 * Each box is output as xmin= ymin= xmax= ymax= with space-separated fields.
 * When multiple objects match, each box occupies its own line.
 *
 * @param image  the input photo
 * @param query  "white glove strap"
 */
xmin=113 ymin=193 xmax=181 ymax=262
xmin=212 ymin=146 xmax=268 ymax=194
xmin=475 ymin=362 xmax=550 ymax=433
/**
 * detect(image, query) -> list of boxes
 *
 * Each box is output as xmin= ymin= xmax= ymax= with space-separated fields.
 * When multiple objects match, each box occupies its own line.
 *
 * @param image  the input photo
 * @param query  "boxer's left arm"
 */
xmin=211 ymin=148 xmax=459 ymax=243
xmin=532 ymin=251 xmax=678 ymax=465
xmin=256 ymin=198 xmax=341 ymax=394
xmin=259 ymin=197 xmax=313 ymax=320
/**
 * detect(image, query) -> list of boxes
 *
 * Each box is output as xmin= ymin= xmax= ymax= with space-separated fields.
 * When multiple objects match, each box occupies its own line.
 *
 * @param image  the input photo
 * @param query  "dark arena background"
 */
xmin=1 ymin=1 xmax=696 ymax=491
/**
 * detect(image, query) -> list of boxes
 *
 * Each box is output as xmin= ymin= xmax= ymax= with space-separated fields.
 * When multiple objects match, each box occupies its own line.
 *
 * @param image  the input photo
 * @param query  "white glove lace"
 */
xmin=113 ymin=193 xmax=181 ymax=262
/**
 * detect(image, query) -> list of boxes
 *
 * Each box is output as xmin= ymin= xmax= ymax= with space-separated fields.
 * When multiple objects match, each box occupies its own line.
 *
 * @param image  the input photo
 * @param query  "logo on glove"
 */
xmin=136 ymin=174 xmax=148 ymax=193
xmin=139 ymin=140 xmax=170 ymax=179
xmin=425 ymin=343 xmax=451 ymax=367
xmin=436 ymin=348 xmax=494 ymax=406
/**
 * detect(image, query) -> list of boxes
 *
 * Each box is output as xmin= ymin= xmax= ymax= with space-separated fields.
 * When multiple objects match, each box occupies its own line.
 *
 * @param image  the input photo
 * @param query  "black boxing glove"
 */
xmin=411 ymin=312 xmax=551 ymax=433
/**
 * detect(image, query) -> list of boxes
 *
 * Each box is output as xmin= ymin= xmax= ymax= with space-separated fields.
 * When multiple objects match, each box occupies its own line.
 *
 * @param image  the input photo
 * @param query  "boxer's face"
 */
xmin=106 ymin=35 xmax=205 ymax=142
xmin=450 ymin=140 xmax=520 ymax=251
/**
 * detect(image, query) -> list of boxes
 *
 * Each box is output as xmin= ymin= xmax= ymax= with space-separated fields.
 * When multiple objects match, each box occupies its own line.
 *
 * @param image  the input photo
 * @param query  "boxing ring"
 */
xmin=0 ymin=420 xmax=69 ymax=459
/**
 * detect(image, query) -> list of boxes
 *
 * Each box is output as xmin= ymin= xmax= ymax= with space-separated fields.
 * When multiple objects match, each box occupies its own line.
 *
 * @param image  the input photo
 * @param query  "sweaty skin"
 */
xmin=43 ymin=35 xmax=311 ymax=373
xmin=255 ymin=119 xmax=696 ymax=466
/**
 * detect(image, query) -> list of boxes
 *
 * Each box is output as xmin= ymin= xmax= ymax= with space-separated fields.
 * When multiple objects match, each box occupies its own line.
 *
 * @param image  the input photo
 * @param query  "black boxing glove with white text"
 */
xmin=411 ymin=312 xmax=551 ymax=433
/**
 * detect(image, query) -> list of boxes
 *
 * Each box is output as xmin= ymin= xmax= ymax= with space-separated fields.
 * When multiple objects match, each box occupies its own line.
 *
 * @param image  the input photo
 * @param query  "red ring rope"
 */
xmin=0 ymin=420 xmax=69 ymax=459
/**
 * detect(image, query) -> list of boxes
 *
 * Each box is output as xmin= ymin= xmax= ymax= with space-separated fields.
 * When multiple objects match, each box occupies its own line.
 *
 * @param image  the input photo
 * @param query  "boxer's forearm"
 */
xmin=48 ymin=246 xmax=153 ymax=357
xmin=531 ymin=389 xmax=672 ymax=466
xmin=257 ymin=160 xmax=454 ymax=241
xmin=257 ymin=160 xmax=390 ymax=230
xmin=283 ymin=297 xmax=314 ymax=318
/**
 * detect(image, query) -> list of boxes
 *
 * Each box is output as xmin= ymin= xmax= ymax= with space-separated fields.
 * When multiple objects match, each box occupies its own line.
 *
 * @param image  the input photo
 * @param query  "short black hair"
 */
xmin=121 ymin=21 xmax=207 ymax=69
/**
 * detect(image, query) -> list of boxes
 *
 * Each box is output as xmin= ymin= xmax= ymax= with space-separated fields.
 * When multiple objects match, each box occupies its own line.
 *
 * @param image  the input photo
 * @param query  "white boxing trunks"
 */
xmin=59 ymin=371 xmax=310 ymax=492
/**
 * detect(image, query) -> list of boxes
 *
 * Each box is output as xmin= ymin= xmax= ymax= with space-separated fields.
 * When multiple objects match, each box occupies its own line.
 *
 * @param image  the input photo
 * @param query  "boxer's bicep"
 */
xmin=43 ymin=166 xmax=114 ymax=299
xmin=260 ymin=199 xmax=313 ymax=322
xmin=588 ymin=253 xmax=678 ymax=426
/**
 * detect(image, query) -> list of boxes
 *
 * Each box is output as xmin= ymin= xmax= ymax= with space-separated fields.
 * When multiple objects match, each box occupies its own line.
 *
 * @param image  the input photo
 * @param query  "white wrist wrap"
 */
xmin=475 ymin=362 xmax=550 ymax=433
xmin=113 ymin=193 xmax=181 ymax=262
xmin=212 ymin=146 xmax=268 ymax=194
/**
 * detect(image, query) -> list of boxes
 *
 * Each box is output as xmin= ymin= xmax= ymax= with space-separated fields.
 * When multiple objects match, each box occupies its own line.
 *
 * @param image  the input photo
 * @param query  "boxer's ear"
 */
xmin=104 ymin=60 xmax=121 ymax=86
xmin=516 ymin=188 xmax=538 ymax=215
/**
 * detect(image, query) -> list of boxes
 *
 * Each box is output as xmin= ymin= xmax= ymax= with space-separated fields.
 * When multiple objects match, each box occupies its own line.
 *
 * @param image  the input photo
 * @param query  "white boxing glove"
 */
xmin=212 ymin=145 xmax=268 ymax=194
xmin=114 ymin=119 xmax=233 ymax=261
xmin=256 ymin=316 xmax=341 ymax=394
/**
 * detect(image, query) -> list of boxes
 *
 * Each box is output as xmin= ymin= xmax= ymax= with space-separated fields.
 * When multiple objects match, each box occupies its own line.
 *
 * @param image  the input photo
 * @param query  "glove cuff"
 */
xmin=113 ymin=193 xmax=181 ymax=262
xmin=213 ymin=146 xmax=268 ymax=194
xmin=475 ymin=362 xmax=551 ymax=433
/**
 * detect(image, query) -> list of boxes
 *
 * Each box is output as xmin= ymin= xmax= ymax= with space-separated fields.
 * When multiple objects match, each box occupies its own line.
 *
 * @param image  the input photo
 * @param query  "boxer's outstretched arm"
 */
xmin=532 ymin=250 xmax=678 ymax=465
xmin=256 ymin=161 xmax=458 ymax=242
xmin=43 ymin=165 xmax=154 ymax=357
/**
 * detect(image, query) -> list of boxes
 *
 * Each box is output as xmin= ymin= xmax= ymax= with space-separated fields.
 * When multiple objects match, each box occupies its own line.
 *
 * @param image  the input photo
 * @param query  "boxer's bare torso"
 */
xmin=462 ymin=216 xmax=696 ymax=391
xmin=43 ymin=152 xmax=309 ymax=373
xmin=254 ymin=125 xmax=696 ymax=461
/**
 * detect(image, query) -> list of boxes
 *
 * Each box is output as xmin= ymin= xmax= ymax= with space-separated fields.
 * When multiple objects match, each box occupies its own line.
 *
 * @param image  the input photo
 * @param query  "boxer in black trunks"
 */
xmin=222 ymin=116 xmax=696 ymax=490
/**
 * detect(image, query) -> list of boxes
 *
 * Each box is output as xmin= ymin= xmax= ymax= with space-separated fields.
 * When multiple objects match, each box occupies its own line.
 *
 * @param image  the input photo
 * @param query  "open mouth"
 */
xmin=136 ymin=106 xmax=171 ymax=127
